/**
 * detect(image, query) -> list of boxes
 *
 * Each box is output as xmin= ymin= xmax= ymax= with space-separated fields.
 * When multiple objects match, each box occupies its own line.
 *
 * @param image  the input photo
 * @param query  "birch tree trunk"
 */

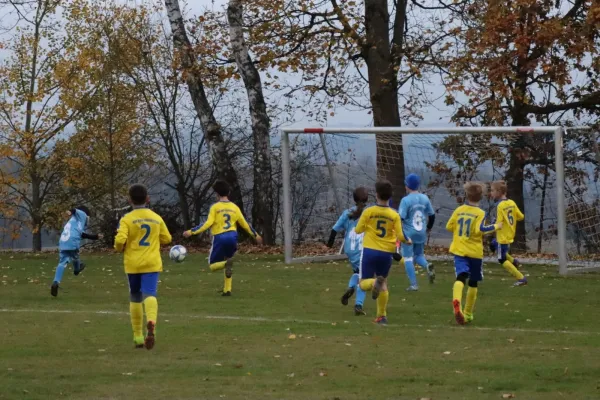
xmin=227 ymin=0 xmax=274 ymax=244
xmin=164 ymin=0 xmax=243 ymax=209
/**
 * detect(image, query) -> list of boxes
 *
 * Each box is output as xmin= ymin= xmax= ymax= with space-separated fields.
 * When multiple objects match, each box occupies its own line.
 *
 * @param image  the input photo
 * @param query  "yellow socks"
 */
xmin=506 ymin=253 xmax=515 ymax=263
xmin=224 ymin=272 xmax=232 ymax=293
xmin=359 ymin=278 xmax=375 ymax=291
xmin=130 ymin=302 xmax=143 ymax=339
xmin=453 ymin=281 xmax=464 ymax=303
xmin=376 ymin=290 xmax=389 ymax=317
xmin=143 ymin=296 xmax=158 ymax=323
xmin=465 ymin=287 xmax=478 ymax=315
xmin=502 ymin=261 xmax=524 ymax=280
xmin=210 ymin=261 xmax=227 ymax=272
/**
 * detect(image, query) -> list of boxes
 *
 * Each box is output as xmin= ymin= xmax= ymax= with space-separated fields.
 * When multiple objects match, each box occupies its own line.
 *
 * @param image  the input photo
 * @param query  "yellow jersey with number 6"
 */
xmin=355 ymin=205 xmax=407 ymax=253
xmin=190 ymin=201 xmax=257 ymax=238
xmin=447 ymin=204 xmax=498 ymax=259
xmin=114 ymin=207 xmax=172 ymax=274
xmin=495 ymin=199 xmax=524 ymax=244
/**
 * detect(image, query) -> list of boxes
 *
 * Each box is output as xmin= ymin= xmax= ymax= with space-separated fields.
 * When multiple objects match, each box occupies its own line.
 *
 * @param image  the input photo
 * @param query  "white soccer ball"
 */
xmin=169 ymin=245 xmax=187 ymax=263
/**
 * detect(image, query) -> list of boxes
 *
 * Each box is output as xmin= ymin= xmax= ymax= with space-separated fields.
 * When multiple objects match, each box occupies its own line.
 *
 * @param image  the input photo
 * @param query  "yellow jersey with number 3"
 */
xmin=495 ymin=199 xmax=524 ymax=244
xmin=114 ymin=207 xmax=172 ymax=274
xmin=355 ymin=205 xmax=407 ymax=253
xmin=447 ymin=204 xmax=498 ymax=259
xmin=190 ymin=201 xmax=257 ymax=237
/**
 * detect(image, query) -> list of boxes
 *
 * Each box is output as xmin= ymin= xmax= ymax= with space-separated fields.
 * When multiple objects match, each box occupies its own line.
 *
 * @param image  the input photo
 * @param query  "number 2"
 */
xmin=139 ymin=224 xmax=151 ymax=247
xmin=223 ymin=213 xmax=232 ymax=229
xmin=376 ymin=220 xmax=386 ymax=238
xmin=507 ymin=210 xmax=514 ymax=225
xmin=457 ymin=217 xmax=472 ymax=237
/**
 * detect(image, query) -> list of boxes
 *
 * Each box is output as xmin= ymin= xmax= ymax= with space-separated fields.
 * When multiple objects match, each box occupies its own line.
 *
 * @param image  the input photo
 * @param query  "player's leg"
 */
xmin=358 ymin=248 xmax=376 ymax=293
xmin=413 ymin=243 xmax=434 ymax=284
xmin=51 ymin=251 xmax=71 ymax=297
xmin=72 ymin=251 xmax=85 ymax=276
xmin=464 ymin=258 xmax=483 ymax=323
xmin=141 ymin=272 xmax=160 ymax=350
xmin=374 ymin=253 xmax=392 ymax=325
xmin=401 ymin=243 xmax=418 ymax=291
xmin=506 ymin=252 xmax=521 ymax=269
xmin=498 ymin=244 xmax=526 ymax=285
xmin=222 ymin=233 xmax=238 ymax=296
xmin=127 ymin=274 xmax=144 ymax=348
xmin=452 ymin=256 xmax=470 ymax=325
xmin=348 ymin=263 xmax=366 ymax=315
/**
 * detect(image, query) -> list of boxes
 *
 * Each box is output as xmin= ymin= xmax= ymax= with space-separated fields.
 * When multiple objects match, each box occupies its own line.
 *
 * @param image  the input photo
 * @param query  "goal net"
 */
xmin=280 ymin=126 xmax=600 ymax=275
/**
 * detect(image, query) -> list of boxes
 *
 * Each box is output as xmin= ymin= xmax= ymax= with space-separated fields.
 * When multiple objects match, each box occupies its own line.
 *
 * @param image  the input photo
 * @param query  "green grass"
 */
xmin=1 ymin=252 xmax=600 ymax=400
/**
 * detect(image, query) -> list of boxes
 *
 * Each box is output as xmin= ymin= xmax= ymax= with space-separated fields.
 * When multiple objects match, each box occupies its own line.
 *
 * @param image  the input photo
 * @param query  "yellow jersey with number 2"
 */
xmin=495 ymin=199 xmax=524 ymax=244
xmin=114 ymin=207 xmax=172 ymax=274
xmin=447 ymin=204 xmax=498 ymax=259
xmin=355 ymin=205 xmax=407 ymax=253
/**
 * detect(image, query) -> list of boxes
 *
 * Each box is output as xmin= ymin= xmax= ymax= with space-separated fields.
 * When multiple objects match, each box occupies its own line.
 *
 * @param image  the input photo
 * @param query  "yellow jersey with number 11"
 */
xmin=447 ymin=204 xmax=498 ymax=259
xmin=355 ymin=205 xmax=407 ymax=253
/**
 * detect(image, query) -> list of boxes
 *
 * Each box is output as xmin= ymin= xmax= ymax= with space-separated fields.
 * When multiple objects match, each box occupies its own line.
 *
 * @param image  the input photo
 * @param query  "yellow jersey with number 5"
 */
xmin=355 ymin=205 xmax=407 ymax=253
xmin=114 ymin=207 xmax=172 ymax=274
xmin=495 ymin=199 xmax=524 ymax=244
xmin=447 ymin=204 xmax=498 ymax=259
xmin=190 ymin=201 xmax=257 ymax=238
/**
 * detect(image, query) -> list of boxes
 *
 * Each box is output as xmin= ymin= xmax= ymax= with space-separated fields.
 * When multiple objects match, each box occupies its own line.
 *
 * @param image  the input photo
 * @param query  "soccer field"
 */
xmin=1 ymin=252 xmax=599 ymax=400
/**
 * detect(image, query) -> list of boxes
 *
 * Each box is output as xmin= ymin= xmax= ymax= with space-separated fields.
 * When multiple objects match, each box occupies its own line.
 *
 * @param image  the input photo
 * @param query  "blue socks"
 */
xmin=53 ymin=262 xmax=67 ymax=283
xmin=415 ymin=255 xmax=429 ymax=271
xmin=404 ymin=257 xmax=418 ymax=287
xmin=348 ymin=273 xmax=365 ymax=306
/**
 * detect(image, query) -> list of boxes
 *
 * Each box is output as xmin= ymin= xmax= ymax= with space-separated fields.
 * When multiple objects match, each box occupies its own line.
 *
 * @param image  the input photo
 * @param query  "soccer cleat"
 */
xmin=225 ymin=259 xmax=233 ymax=278
xmin=392 ymin=252 xmax=402 ymax=262
xmin=74 ymin=263 xmax=86 ymax=276
xmin=354 ymin=304 xmax=366 ymax=316
xmin=134 ymin=336 xmax=145 ymax=349
xmin=405 ymin=285 xmax=419 ymax=292
xmin=50 ymin=281 xmax=59 ymax=297
xmin=514 ymin=277 xmax=528 ymax=287
xmin=371 ymin=276 xmax=385 ymax=300
xmin=341 ymin=287 xmax=355 ymax=306
xmin=453 ymin=299 xmax=466 ymax=325
xmin=145 ymin=321 xmax=156 ymax=350
xmin=374 ymin=316 xmax=388 ymax=325
xmin=428 ymin=264 xmax=435 ymax=284
xmin=222 ymin=291 xmax=232 ymax=297
xmin=464 ymin=312 xmax=474 ymax=323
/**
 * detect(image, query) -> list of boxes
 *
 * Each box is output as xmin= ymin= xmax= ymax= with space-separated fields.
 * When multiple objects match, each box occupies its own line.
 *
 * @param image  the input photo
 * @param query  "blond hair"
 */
xmin=491 ymin=180 xmax=508 ymax=195
xmin=464 ymin=182 xmax=486 ymax=203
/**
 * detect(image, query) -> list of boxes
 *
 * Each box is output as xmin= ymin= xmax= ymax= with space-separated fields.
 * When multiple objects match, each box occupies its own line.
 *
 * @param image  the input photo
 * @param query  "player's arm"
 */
xmin=398 ymin=198 xmax=408 ymax=220
xmin=477 ymin=213 xmax=502 ymax=234
xmin=236 ymin=209 xmax=261 ymax=242
xmin=394 ymin=214 xmax=410 ymax=243
xmin=327 ymin=210 xmax=348 ymax=247
xmin=114 ymin=218 xmax=129 ymax=252
xmin=159 ymin=219 xmax=172 ymax=245
xmin=515 ymin=205 xmax=525 ymax=222
xmin=82 ymin=232 xmax=101 ymax=241
xmin=425 ymin=199 xmax=435 ymax=232
xmin=446 ymin=210 xmax=457 ymax=232
xmin=184 ymin=206 xmax=216 ymax=237
xmin=354 ymin=208 xmax=369 ymax=234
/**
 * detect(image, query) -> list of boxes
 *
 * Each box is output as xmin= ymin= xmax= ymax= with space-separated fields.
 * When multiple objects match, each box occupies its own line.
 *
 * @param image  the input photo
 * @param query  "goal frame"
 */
xmin=281 ymin=126 xmax=574 ymax=275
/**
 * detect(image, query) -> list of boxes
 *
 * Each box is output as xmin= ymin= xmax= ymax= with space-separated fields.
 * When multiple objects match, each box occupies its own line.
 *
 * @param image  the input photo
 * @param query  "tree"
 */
xmin=227 ymin=0 xmax=274 ymax=244
xmin=163 ymin=0 xmax=244 ymax=210
xmin=0 ymin=0 xmax=100 ymax=250
xmin=443 ymin=0 xmax=600 ymax=249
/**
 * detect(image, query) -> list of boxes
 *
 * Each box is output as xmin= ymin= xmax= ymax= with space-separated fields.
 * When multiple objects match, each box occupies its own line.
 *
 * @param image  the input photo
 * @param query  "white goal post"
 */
xmin=280 ymin=126 xmax=600 ymax=275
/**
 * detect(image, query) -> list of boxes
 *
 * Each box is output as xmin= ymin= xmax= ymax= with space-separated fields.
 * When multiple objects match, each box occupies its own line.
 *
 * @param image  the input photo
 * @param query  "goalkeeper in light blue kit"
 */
xmin=327 ymin=187 xmax=369 ymax=316
xmin=399 ymin=173 xmax=436 ymax=291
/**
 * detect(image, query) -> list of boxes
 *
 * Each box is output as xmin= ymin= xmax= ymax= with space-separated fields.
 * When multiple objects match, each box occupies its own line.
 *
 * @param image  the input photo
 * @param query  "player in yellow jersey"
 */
xmin=355 ymin=180 xmax=411 ymax=325
xmin=183 ymin=180 xmax=262 ymax=296
xmin=114 ymin=184 xmax=172 ymax=349
xmin=490 ymin=180 xmax=527 ymax=286
xmin=446 ymin=182 xmax=501 ymax=325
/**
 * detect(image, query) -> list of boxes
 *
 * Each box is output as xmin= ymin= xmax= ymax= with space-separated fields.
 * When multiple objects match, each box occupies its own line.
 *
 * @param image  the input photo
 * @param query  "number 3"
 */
xmin=139 ymin=224 xmax=151 ymax=247
xmin=376 ymin=220 xmax=386 ymax=238
xmin=223 ymin=213 xmax=232 ymax=229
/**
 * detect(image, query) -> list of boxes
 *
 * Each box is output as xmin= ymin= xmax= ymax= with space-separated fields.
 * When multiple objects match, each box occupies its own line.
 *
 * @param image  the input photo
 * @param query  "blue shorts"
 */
xmin=209 ymin=231 xmax=238 ymax=265
xmin=497 ymin=244 xmax=510 ymax=262
xmin=360 ymin=248 xmax=393 ymax=279
xmin=128 ymin=272 xmax=160 ymax=298
xmin=454 ymin=256 xmax=483 ymax=282
xmin=400 ymin=242 xmax=425 ymax=259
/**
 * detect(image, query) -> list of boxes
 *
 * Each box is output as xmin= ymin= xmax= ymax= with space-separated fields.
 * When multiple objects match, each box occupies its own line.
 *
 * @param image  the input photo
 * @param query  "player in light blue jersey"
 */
xmin=51 ymin=206 xmax=101 ymax=297
xmin=327 ymin=187 xmax=368 ymax=316
xmin=398 ymin=174 xmax=436 ymax=291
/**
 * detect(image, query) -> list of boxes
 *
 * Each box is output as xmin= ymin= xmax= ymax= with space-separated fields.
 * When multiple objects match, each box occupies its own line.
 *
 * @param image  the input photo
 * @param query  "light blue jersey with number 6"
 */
xmin=332 ymin=208 xmax=364 ymax=270
xmin=398 ymin=193 xmax=434 ymax=244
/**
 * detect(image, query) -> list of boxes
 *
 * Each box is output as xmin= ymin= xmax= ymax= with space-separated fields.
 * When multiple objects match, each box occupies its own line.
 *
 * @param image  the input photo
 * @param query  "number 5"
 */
xmin=376 ymin=220 xmax=386 ymax=238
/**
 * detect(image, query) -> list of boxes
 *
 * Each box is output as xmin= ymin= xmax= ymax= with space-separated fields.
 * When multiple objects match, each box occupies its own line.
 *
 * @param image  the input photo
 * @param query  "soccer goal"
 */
xmin=280 ymin=126 xmax=600 ymax=275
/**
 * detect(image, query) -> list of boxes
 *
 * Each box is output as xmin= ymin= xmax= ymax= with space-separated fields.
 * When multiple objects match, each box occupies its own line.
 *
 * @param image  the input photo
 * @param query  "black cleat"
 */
xmin=225 ymin=259 xmax=233 ymax=278
xmin=51 ymin=281 xmax=59 ymax=297
xmin=74 ymin=263 xmax=86 ymax=276
xmin=341 ymin=287 xmax=355 ymax=306
xmin=354 ymin=305 xmax=366 ymax=316
xmin=392 ymin=252 xmax=402 ymax=262
xmin=222 ymin=291 xmax=232 ymax=297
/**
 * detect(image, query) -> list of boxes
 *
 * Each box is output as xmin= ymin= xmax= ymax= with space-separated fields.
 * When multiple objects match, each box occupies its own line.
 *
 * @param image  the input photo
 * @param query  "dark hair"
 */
xmin=375 ymin=180 xmax=393 ymax=201
xmin=464 ymin=182 xmax=485 ymax=203
xmin=213 ymin=180 xmax=231 ymax=197
xmin=349 ymin=186 xmax=369 ymax=220
xmin=129 ymin=184 xmax=149 ymax=206
xmin=76 ymin=205 xmax=91 ymax=217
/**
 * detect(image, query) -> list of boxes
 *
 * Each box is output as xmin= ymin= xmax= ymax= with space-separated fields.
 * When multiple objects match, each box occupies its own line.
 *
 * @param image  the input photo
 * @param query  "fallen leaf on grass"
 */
xmin=214 ymin=363 xmax=222 ymax=367
xmin=274 ymin=355 xmax=281 ymax=358
xmin=319 ymin=371 xmax=327 ymax=377
xmin=507 ymin=339 xmax=515 ymax=343
xmin=331 ymin=322 xmax=337 ymax=326
xmin=121 ymin=372 xmax=134 ymax=376
xmin=288 ymin=334 xmax=296 ymax=340
xmin=287 ymin=373 xmax=295 ymax=378
xmin=443 ymin=351 xmax=452 ymax=355
xmin=344 ymin=343 xmax=352 ymax=347
xmin=98 ymin=349 xmax=106 ymax=352
xmin=501 ymin=394 xmax=515 ymax=399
